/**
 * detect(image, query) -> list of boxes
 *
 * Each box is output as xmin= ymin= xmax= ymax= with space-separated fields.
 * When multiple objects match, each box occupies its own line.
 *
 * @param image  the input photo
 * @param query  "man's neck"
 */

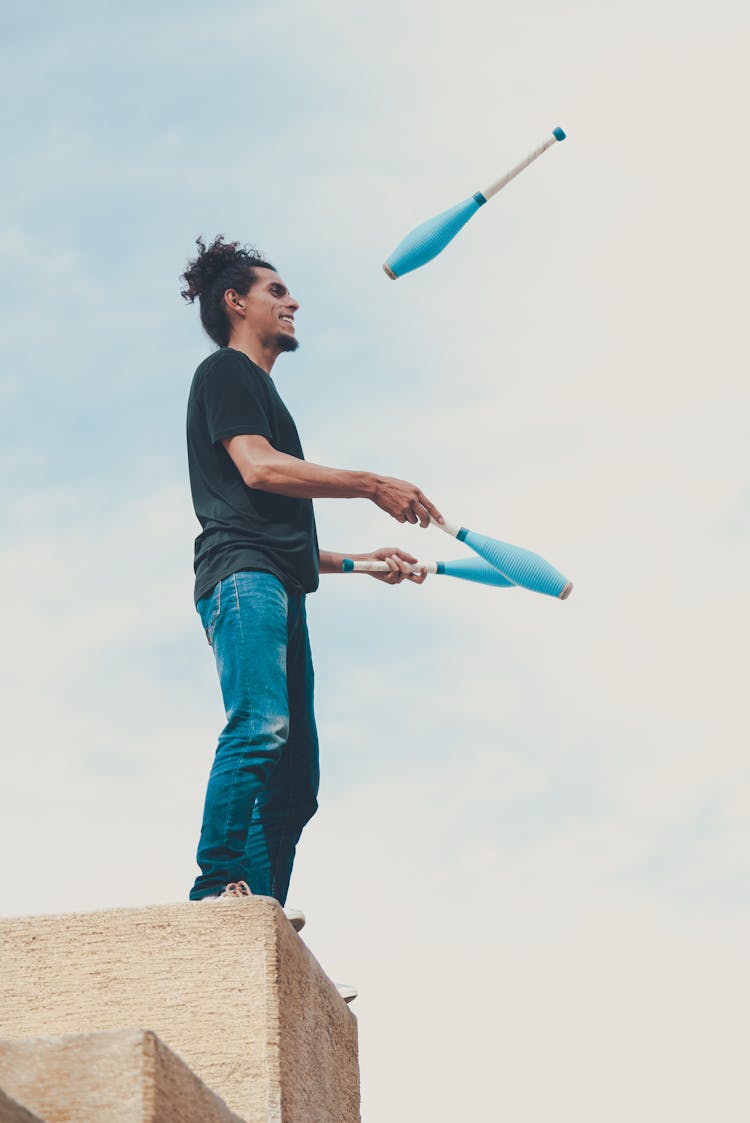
xmin=226 ymin=332 xmax=278 ymax=374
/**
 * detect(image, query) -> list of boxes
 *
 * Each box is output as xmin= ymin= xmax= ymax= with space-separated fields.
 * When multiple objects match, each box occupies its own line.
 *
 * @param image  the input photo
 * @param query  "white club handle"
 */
xmin=344 ymin=559 xmax=438 ymax=575
xmin=479 ymin=131 xmax=562 ymax=202
xmin=431 ymin=515 xmax=461 ymax=538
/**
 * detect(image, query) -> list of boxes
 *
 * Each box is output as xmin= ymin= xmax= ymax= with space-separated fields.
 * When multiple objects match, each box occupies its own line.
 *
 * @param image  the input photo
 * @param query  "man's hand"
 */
xmin=364 ymin=547 xmax=427 ymax=586
xmin=371 ymin=477 xmax=443 ymax=528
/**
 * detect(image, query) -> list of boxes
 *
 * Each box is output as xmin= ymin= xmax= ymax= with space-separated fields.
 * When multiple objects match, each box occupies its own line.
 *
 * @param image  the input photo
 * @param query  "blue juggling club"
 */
xmin=435 ymin=517 xmax=572 ymax=600
xmin=383 ymin=127 xmax=566 ymax=280
xmin=341 ymin=556 xmax=514 ymax=588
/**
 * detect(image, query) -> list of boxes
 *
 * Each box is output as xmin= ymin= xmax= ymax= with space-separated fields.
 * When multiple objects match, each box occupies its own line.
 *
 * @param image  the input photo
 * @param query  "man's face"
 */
xmin=241 ymin=268 xmax=300 ymax=353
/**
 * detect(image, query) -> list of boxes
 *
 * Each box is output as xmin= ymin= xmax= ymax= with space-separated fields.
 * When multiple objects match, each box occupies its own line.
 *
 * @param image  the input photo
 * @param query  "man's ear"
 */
xmin=224 ymin=288 xmax=245 ymax=314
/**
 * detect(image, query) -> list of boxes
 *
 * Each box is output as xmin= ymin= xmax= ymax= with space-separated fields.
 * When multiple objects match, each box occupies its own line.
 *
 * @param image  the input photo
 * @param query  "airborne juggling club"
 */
xmin=339 ymin=516 xmax=572 ymax=600
xmin=383 ymin=127 xmax=566 ymax=280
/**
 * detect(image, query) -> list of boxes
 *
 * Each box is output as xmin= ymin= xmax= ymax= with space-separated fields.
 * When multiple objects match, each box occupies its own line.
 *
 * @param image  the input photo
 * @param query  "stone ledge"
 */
xmin=0 ymin=899 xmax=360 ymax=1122
xmin=0 ymin=1029 xmax=244 ymax=1123
xmin=0 ymin=1086 xmax=47 ymax=1123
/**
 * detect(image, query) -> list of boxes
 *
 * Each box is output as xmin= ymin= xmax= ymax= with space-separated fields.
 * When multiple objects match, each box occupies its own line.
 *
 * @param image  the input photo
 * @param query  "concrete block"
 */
xmin=0 ymin=899 xmax=360 ymax=1122
xmin=0 ymin=1029 xmax=243 ymax=1123
xmin=0 ymin=1087 xmax=46 ymax=1123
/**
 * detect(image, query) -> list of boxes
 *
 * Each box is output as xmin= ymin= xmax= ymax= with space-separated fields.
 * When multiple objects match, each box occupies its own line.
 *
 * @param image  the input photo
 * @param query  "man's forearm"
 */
xmin=223 ymin=434 xmax=441 ymax=526
xmin=235 ymin=444 xmax=378 ymax=501
xmin=319 ymin=549 xmax=370 ymax=574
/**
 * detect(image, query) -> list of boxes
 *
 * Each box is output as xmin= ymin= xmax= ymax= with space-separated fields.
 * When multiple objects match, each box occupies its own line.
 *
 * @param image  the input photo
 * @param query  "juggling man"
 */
xmin=181 ymin=237 xmax=442 ymax=944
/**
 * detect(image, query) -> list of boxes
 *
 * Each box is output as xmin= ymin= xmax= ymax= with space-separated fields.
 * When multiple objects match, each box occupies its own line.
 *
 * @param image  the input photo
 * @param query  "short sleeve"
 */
xmin=201 ymin=350 xmax=274 ymax=446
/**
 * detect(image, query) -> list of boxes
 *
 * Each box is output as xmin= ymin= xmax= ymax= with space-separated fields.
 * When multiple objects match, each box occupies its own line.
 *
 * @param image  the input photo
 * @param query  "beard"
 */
xmin=276 ymin=332 xmax=299 ymax=353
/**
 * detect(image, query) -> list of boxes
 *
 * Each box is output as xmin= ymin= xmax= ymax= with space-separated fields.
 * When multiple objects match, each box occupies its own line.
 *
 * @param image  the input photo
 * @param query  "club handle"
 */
xmin=478 ymin=127 xmax=566 ymax=202
xmin=431 ymin=516 xmax=461 ymax=537
xmin=341 ymin=559 xmax=437 ymax=574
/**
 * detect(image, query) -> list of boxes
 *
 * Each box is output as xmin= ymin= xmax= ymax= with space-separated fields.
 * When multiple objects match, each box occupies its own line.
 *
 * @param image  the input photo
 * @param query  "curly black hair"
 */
xmin=180 ymin=235 xmax=275 ymax=347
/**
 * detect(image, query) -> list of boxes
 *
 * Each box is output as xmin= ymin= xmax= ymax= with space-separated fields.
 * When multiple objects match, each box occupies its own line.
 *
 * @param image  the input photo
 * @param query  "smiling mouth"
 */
xmin=279 ymin=315 xmax=295 ymax=327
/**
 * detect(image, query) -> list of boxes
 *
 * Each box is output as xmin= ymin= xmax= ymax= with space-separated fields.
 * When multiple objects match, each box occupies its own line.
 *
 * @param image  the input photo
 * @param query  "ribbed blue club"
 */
xmin=437 ymin=558 xmax=513 ymax=588
xmin=385 ymin=194 xmax=485 ymax=278
xmin=457 ymin=528 xmax=569 ymax=599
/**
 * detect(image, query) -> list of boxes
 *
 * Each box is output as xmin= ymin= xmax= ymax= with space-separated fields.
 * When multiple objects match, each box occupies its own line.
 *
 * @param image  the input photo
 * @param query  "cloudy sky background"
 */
xmin=2 ymin=1 xmax=748 ymax=1119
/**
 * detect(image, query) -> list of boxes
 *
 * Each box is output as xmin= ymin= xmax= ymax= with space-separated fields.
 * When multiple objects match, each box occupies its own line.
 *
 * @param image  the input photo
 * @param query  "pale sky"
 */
xmin=2 ymin=2 xmax=749 ymax=1120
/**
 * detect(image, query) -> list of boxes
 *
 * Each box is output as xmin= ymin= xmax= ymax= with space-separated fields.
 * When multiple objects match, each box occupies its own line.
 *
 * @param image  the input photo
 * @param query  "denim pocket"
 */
xmin=197 ymin=580 xmax=222 ymax=647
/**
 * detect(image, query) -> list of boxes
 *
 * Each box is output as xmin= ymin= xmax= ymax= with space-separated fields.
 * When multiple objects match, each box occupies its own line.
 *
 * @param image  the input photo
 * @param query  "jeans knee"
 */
xmin=267 ymin=714 xmax=290 ymax=759
xmin=218 ymin=711 xmax=289 ymax=771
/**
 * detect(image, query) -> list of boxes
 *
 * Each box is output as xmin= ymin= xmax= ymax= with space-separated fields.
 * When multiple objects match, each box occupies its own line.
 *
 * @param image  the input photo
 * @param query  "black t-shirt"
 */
xmin=186 ymin=347 xmax=319 ymax=604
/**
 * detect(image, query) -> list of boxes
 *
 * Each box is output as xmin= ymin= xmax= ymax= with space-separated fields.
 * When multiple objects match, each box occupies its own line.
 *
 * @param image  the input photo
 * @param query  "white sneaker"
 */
xmin=336 ymin=983 xmax=358 ymax=1004
xmin=284 ymin=907 xmax=306 ymax=933
xmin=199 ymin=884 xmax=306 ymax=932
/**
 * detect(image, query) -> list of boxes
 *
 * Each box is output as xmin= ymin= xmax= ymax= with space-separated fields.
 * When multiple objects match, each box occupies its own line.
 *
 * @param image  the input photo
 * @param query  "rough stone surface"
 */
xmin=0 ymin=899 xmax=360 ymax=1122
xmin=0 ymin=1029 xmax=244 ymax=1123
xmin=0 ymin=1087 xmax=46 ymax=1123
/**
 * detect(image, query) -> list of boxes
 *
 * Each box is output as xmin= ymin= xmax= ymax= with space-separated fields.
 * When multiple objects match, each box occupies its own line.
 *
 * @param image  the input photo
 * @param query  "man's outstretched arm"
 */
xmin=223 ymin=434 xmax=442 ymax=527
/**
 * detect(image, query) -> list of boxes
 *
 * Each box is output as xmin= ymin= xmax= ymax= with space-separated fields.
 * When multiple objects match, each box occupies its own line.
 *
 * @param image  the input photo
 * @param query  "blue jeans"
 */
xmin=189 ymin=571 xmax=319 ymax=904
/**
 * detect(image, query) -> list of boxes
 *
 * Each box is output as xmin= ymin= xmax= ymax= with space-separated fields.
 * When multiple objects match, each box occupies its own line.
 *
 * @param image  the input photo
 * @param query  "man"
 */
xmin=181 ymin=236 xmax=442 ymax=918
